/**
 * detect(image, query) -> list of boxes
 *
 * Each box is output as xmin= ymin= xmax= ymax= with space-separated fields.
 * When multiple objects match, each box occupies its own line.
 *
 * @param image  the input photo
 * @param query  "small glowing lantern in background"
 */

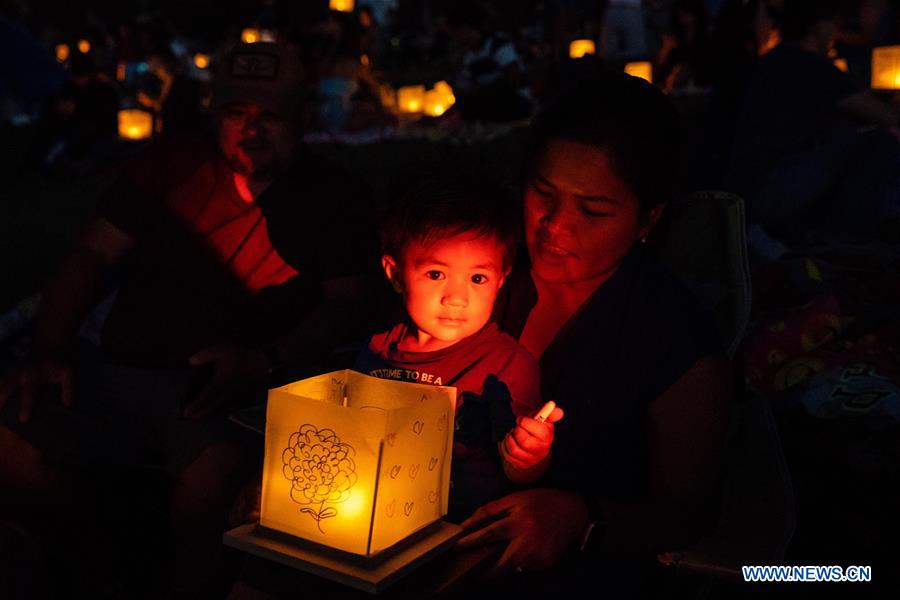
xmin=330 ymin=0 xmax=355 ymax=12
xmin=241 ymin=28 xmax=261 ymax=44
xmin=833 ymin=58 xmax=848 ymax=73
xmin=433 ymin=80 xmax=456 ymax=106
xmin=569 ymin=39 xmax=596 ymax=59
xmin=624 ymin=61 xmax=653 ymax=83
xmin=260 ymin=370 xmax=455 ymax=557
xmin=194 ymin=53 xmax=210 ymax=69
xmin=423 ymin=89 xmax=448 ymax=117
xmin=55 ymin=44 xmax=69 ymax=62
xmin=77 ymin=39 xmax=90 ymax=54
xmin=116 ymin=62 xmax=127 ymax=82
xmin=118 ymin=109 xmax=154 ymax=141
xmin=361 ymin=54 xmax=370 ymax=67
xmin=397 ymin=85 xmax=426 ymax=113
xmin=871 ymin=45 xmax=900 ymax=90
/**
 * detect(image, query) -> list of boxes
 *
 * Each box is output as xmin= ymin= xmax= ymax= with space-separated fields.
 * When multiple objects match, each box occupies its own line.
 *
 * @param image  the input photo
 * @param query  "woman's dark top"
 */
xmin=492 ymin=245 xmax=722 ymax=505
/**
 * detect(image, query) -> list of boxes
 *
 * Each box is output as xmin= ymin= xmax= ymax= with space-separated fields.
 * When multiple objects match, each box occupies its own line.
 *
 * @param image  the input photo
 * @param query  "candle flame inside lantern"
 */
xmin=397 ymin=85 xmax=426 ymax=113
xmin=424 ymin=90 xmax=447 ymax=117
xmin=118 ymin=109 xmax=154 ymax=141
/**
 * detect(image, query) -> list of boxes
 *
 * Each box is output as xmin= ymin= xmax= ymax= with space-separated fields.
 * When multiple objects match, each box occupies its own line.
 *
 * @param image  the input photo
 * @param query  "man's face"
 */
xmin=384 ymin=232 xmax=508 ymax=352
xmin=217 ymin=102 xmax=294 ymax=179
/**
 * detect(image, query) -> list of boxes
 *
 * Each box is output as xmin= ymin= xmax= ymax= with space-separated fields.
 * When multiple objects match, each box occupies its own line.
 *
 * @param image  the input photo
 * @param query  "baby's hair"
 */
xmin=379 ymin=167 xmax=519 ymax=270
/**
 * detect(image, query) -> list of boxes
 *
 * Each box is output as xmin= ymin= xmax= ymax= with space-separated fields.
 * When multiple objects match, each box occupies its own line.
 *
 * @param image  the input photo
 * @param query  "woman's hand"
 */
xmin=456 ymin=488 xmax=589 ymax=577
xmin=499 ymin=404 xmax=563 ymax=481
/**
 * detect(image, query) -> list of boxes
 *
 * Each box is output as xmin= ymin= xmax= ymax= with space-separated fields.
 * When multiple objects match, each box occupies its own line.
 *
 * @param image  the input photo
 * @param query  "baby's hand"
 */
xmin=500 ymin=401 xmax=564 ymax=478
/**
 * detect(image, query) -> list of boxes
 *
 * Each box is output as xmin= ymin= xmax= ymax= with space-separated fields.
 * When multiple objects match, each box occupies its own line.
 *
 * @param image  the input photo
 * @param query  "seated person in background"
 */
xmin=0 ymin=42 xmax=374 ymax=597
xmin=440 ymin=1 xmax=533 ymax=123
xmin=354 ymin=171 xmax=561 ymax=522
xmin=726 ymin=0 xmax=900 ymax=242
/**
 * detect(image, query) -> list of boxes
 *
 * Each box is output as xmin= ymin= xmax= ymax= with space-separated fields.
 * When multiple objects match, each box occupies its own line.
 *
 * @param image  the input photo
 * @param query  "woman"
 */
xmin=456 ymin=70 xmax=731 ymax=590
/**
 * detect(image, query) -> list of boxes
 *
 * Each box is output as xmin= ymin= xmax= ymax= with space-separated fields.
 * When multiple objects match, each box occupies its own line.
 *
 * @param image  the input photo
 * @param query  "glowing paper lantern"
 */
xmin=116 ymin=62 xmax=127 ymax=82
xmin=871 ymin=45 xmax=900 ymax=90
xmin=330 ymin=0 xmax=355 ymax=12
xmin=569 ymin=39 xmax=596 ymax=59
xmin=194 ymin=53 xmax=210 ymax=69
xmin=624 ymin=61 xmax=653 ymax=83
xmin=77 ymin=39 xmax=90 ymax=54
xmin=423 ymin=90 xmax=448 ymax=117
xmin=433 ymin=80 xmax=456 ymax=106
xmin=833 ymin=58 xmax=848 ymax=73
xmin=260 ymin=370 xmax=455 ymax=557
xmin=118 ymin=109 xmax=154 ymax=141
xmin=397 ymin=85 xmax=426 ymax=113
xmin=241 ymin=28 xmax=261 ymax=44
xmin=55 ymin=44 xmax=69 ymax=62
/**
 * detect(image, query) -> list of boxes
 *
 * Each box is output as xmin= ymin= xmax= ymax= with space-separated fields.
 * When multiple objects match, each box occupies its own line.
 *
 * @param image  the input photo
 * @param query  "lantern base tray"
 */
xmin=224 ymin=521 xmax=463 ymax=594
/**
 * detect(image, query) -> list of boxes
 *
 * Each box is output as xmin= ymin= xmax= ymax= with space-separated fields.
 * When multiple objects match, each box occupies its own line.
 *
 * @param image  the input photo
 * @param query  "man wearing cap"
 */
xmin=0 ymin=42 xmax=375 ymax=595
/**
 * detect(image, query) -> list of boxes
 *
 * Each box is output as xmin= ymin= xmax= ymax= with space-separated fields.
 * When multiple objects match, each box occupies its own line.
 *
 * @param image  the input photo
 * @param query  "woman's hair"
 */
xmin=524 ymin=68 xmax=682 ymax=210
xmin=379 ymin=167 xmax=519 ymax=270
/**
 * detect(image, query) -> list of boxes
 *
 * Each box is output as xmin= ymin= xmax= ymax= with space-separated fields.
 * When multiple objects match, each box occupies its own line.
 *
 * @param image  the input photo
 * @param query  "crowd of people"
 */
xmin=1 ymin=0 xmax=899 ymax=598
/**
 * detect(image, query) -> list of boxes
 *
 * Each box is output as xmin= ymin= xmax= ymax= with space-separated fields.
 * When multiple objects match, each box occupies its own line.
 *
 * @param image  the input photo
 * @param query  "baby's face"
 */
xmin=389 ymin=232 xmax=507 ymax=352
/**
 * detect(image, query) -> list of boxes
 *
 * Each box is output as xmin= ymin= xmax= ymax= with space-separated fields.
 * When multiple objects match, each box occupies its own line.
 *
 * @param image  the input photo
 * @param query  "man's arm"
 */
xmin=268 ymin=273 xmax=376 ymax=370
xmin=33 ymin=218 xmax=135 ymax=359
xmin=184 ymin=273 xmax=377 ymax=418
xmin=0 ymin=217 xmax=134 ymax=421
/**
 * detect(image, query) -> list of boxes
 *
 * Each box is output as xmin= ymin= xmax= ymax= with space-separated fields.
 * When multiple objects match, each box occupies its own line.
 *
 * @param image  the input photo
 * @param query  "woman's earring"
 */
xmin=640 ymin=235 xmax=648 ymax=244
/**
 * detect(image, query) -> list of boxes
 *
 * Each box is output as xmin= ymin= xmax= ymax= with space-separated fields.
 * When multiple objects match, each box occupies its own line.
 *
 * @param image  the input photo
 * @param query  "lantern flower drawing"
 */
xmin=282 ymin=425 xmax=358 ymax=533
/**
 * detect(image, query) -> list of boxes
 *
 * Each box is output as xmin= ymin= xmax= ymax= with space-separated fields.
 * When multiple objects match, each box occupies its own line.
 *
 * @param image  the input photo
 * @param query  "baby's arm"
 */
xmin=496 ymin=349 xmax=563 ymax=484
xmin=500 ymin=401 xmax=564 ymax=483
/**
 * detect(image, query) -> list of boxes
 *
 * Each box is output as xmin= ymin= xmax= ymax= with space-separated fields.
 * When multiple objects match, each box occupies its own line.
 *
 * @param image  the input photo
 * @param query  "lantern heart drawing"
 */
xmin=385 ymin=499 xmax=396 ymax=517
xmin=408 ymin=464 xmax=420 ymax=479
xmin=437 ymin=411 xmax=448 ymax=431
xmin=413 ymin=421 xmax=424 ymax=435
xmin=404 ymin=502 xmax=414 ymax=516
xmin=428 ymin=457 xmax=438 ymax=471
xmin=428 ymin=490 xmax=438 ymax=503
xmin=386 ymin=433 xmax=396 ymax=447
xmin=390 ymin=465 xmax=401 ymax=479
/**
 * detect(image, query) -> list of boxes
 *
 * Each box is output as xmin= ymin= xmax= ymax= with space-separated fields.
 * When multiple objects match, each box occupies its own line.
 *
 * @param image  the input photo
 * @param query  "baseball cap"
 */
xmin=212 ymin=42 xmax=304 ymax=118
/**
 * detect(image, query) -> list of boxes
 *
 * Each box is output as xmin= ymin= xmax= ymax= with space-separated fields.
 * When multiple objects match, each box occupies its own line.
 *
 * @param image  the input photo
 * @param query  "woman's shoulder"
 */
xmin=624 ymin=251 xmax=725 ymax=396
xmin=620 ymin=248 xmax=717 ymax=329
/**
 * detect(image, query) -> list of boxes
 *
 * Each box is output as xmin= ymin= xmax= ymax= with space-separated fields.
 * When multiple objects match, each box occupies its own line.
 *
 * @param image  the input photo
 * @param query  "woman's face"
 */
xmin=524 ymin=139 xmax=662 ymax=284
